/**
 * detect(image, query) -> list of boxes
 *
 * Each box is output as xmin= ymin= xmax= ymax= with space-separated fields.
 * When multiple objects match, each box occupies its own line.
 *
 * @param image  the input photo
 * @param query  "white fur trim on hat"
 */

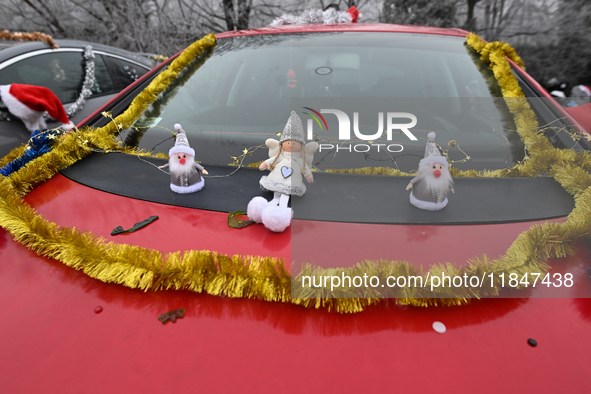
xmin=60 ymin=121 xmax=75 ymax=131
xmin=410 ymin=192 xmax=448 ymax=211
xmin=169 ymin=145 xmax=195 ymax=157
xmin=419 ymin=156 xmax=449 ymax=168
xmin=0 ymin=84 xmax=46 ymax=131
xmin=170 ymin=178 xmax=204 ymax=194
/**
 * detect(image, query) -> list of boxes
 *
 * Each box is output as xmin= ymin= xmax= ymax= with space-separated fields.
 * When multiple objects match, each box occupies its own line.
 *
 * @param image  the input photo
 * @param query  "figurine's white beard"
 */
xmin=416 ymin=163 xmax=453 ymax=194
xmin=169 ymin=155 xmax=197 ymax=177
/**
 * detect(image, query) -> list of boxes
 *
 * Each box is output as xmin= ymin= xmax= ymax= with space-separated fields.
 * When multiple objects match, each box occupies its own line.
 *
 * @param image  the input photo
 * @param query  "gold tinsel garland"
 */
xmin=0 ymin=33 xmax=590 ymax=313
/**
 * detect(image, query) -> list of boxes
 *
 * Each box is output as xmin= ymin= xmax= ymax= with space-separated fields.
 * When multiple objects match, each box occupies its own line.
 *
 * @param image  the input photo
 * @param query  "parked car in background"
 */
xmin=0 ymin=38 xmax=159 ymax=157
xmin=1 ymin=24 xmax=590 ymax=393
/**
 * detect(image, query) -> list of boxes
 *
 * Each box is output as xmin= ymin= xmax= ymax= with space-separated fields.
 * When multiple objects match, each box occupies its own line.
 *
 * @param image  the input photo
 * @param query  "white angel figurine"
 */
xmin=247 ymin=111 xmax=318 ymax=232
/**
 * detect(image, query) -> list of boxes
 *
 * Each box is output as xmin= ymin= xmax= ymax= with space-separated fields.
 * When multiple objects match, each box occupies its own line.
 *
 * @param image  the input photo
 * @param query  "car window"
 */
xmin=91 ymin=54 xmax=116 ymax=96
xmin=70 ymin=32 xmax=584 ymax=224
xmin=102 ymin=56 xmax=149 ymax=90
xmin=119 ymin=32 xmax=534 ymax=172
xmin=0 ymin=50 xmax=118 ymax=103
xmin=0 ymin=51 xmax=85 ymax=103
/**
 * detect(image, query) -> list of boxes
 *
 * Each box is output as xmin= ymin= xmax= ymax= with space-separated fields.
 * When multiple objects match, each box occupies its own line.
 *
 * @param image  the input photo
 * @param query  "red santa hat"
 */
xmin=0 ymin=83 xmax=74 ymax=132
xmin=346 ymin=6 xmax=360 ymax=23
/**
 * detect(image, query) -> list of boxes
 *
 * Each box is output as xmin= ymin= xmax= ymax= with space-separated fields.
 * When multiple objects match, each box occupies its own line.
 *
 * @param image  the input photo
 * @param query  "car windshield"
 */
xmin=115 ymin=31 xmax=556 ymax=172
xmin=61 ymin=31 xmax=583 ymax=226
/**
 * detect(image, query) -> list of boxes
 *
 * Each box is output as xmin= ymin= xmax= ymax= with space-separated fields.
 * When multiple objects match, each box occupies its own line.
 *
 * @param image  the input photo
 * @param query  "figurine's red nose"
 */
xmin=179 ymin=158 xmax=186 ymax=165
xmin=433 ymin=169 xmax=441 ymax=178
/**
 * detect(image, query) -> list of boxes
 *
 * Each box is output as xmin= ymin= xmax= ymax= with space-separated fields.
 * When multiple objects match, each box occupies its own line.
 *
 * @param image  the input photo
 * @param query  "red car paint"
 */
xmin=216 ymin=22 xmax=470 ymax=39
xmin=1 ymin=24 xmax=590 ymax=393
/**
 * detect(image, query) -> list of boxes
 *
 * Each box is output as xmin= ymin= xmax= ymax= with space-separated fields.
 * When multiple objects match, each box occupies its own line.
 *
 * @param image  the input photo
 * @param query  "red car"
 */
xmin=1 ymin=24 xmax=591 ymax=393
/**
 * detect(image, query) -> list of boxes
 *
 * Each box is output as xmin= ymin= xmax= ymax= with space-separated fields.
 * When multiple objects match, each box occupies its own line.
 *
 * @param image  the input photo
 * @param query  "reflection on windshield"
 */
xmin=120 ymin=32 xmax=535 ymax=172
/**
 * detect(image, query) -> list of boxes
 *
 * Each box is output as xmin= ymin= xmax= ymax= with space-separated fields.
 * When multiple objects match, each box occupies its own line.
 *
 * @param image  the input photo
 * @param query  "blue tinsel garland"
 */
xmin=0 ymin=129 xmax=62 ymax=177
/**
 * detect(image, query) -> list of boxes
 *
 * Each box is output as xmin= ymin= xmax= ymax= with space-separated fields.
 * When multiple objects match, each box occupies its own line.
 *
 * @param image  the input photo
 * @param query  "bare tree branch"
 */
xmin=21 ymin=0 xmax=66 ymax=33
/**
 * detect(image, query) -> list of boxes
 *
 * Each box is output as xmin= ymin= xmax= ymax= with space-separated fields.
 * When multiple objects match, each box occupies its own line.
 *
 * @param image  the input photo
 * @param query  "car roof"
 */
xmin=0 ymin=38 xmax=157 ymax=68
xmin=216 ymin=22 xmax=469 ymax=39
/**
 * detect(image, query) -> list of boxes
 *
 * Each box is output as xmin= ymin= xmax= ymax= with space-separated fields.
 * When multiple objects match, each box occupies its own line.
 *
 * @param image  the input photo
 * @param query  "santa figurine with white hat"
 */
xmin=0 ymin=83 xmax=75 ymax=131
xmin=158 ymin=123 xmax=208 ymax=194
xmin=406 ymin=132 xmax=454 ymax=211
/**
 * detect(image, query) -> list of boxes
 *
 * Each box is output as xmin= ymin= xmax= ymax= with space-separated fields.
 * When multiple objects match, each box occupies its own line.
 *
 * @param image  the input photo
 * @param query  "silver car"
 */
xmin=0 ymin=38 xmax=159 ymax=157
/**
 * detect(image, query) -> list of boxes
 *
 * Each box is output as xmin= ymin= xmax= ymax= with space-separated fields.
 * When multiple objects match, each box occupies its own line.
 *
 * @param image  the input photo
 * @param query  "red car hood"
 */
xmin=1 ymin=172 xmax=590 ymax=392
